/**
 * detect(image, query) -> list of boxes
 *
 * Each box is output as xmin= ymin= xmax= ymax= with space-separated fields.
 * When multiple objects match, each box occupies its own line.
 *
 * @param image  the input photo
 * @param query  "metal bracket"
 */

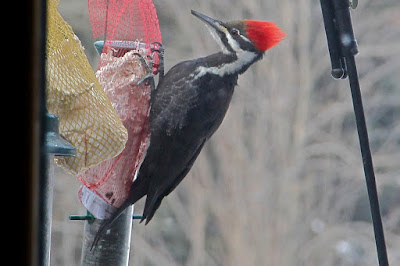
xmin=69 ymin=211 xmax=142 ymax=223
xmin=69 ymin=211 xmax=96 ymax=224
xmin=45 ymin=113 xmax=76 ymax=156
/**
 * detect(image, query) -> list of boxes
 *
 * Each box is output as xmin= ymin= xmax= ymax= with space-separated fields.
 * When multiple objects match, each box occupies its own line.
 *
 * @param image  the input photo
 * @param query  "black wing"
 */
xmin=138 ymin=59 xmax=209 ymax=223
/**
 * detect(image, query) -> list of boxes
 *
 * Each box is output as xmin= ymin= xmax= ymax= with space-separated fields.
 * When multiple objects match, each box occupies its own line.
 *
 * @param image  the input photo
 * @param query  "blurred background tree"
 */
xmin=52 ymin=0 xmax=400 ymax=265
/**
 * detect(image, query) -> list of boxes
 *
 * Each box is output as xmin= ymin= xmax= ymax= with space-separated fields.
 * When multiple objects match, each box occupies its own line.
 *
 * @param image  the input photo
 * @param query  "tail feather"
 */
xmin=90 ymin=178 xmax=148 ymax=250
xmin=144 ymin=197 xmax=163 ymax=225
xmin=90 ymin=200 xmax=132 ymax=250
xmin=141 ymin=190 xmax=164 ymax=225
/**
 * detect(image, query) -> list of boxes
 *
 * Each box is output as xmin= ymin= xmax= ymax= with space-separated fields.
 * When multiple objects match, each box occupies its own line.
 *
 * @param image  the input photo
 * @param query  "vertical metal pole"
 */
xmin=81 ymin=206 xmax=134 ymax=266
xmin=39 ymin=114 xmax=76 ymax=266
xmin=38 ymin=155 xmax=55 ymax=265
xmin=36 ymin=0 xmax=76 ymax=264
xmin=319 ymin=1 xmax=389 ymax=264
xmin=346 ymin=56 xmax=389 ymax=266
xmin=41 ymin=114 xmax=75 ymax=266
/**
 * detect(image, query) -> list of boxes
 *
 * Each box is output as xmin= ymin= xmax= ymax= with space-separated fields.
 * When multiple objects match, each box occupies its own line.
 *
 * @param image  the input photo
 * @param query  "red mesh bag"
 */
xmin=89 ymin=0 xmax=162 ymax=72
xmin=79 ymin=0 xmax=161 ymax=219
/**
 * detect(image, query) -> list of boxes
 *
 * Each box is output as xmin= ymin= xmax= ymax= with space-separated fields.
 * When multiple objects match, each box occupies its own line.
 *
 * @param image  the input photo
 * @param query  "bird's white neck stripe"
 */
xmin=194 ymin=50 xmax=257 ymax=79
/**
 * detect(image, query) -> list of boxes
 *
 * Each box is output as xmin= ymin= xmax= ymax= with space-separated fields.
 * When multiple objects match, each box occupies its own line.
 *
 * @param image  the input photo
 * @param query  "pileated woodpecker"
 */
xmin=92 ymin=10 xmax=285 ymax=248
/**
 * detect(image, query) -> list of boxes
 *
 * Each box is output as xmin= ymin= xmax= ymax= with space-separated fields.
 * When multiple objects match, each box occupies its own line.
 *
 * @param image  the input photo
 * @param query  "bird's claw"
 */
xmin=151 ymin=42 xmax=165 ymax=80
xmin=132 ymin=42 xmax=164 ymax=88
xmin=133 ymin=53 xmax=155 ymax=88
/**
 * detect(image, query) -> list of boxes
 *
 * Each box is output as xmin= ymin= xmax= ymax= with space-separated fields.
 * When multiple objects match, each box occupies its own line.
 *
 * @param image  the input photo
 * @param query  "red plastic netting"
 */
xmin=89 ymin=0 xmax=161 ymax=42
xmin=79 ymin=0 xmax=161 ymax=219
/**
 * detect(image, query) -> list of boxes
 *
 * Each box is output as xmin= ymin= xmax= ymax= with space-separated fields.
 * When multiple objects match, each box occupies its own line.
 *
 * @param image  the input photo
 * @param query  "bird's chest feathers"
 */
xmin=199 ymin=73 xmax=236 ymax=101
xmin=191 ymin=76 xmax=236 ymax=125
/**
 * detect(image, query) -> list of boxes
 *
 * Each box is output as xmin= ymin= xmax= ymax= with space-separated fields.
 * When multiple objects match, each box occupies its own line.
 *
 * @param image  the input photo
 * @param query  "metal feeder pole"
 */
xmin=41 ymin=113 xmax=76 ymax=266
xmin=76 ymin=37 xmax=158 ymax=265
xmin=35 ymin=0 xmax=76 ymax=264
xmin=80 ymin=206 xmax=134 ymax=266
xmin=73 ymin=40 xmax=140 ymax=266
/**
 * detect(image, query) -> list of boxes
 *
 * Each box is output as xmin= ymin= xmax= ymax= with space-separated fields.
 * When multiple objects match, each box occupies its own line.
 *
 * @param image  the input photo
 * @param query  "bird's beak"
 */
xmin=191 ymin=10 xmax=225 ymax=34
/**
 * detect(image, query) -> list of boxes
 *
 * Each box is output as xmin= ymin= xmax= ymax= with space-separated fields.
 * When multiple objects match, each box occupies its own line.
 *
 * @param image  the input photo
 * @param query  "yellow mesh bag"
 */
xmin=46 ymin=0 xmax=128 ymax=174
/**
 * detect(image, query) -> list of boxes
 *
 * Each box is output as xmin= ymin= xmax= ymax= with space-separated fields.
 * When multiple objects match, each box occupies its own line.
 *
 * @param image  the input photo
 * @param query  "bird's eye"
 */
xmin=231 ymin=29 xmax=240 ymax=36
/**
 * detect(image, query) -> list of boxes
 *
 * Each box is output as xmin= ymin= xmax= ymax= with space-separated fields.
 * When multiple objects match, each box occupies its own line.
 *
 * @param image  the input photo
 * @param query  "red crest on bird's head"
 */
xmin=244 ymin=20 xmax=286 ymax=52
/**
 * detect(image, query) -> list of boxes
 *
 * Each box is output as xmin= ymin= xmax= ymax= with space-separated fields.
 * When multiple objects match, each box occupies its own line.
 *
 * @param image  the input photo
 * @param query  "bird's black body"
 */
xmin=130 ymin=47 xmax=263 ymax=222
xmin=92 ymin=10 xmax=284 ymax=249
xmin=138 ymin=53 xmax=239 ymax=221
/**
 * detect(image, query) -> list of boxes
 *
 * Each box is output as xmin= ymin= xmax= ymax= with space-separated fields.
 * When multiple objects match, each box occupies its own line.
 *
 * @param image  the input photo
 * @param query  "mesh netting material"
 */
xmin=88 ymin=0 xmax=161 ymax=44
xmin=46 ymin=0 xmax=128 ymax=174
xmin=78 ymin=51 xmax=151 ymax=215
xmin=89 ymin=0 xmax=162 ymax=74
xmin=79 ymin=0 xmax=161 ymax=218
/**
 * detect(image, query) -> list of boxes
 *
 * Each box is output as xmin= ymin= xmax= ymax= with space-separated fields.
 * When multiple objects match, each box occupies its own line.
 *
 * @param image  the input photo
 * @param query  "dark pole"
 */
xmin=346 ymin=55 xmax=388 ymax=266
xmin=35 ymin=0 xmax=49 ymax=263
xmin=33 ymin=0 xmax=76 ymax=264
xmin=319 ymin=0 xmax=389 ymax=265
xmin=28 ymin=0 xmax=49 ymax=264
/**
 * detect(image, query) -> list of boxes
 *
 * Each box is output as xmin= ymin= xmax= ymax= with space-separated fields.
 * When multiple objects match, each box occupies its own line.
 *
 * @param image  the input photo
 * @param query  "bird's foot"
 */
xmin=133 ymin=53 xmax=155 ymax=87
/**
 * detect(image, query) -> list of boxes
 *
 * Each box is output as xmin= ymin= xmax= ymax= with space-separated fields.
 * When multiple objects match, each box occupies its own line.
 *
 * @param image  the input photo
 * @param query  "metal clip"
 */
xmin=132 ymin=215 xmax=143 ymax=220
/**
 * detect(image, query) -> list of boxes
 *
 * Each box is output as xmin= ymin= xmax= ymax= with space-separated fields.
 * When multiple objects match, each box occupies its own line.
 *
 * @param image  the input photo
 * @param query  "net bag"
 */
xmin=46 ymin=0 xmax=128 ymax=174
xmin=79 ymin=0 xmax=162 ymax=218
